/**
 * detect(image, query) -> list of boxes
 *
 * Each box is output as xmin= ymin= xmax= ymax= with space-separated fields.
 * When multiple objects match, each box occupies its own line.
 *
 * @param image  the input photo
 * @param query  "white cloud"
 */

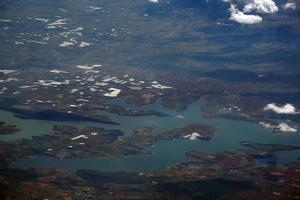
xmin=229 ymin=4 xmax=263 ymax=24
xmin=260 ymin=122 xmax=297 ymax=132
xmin=283 ymin=2 xmax=296 ymax=10
xmin=263 ymin=103 xmax=298 ymax=114
xmin=224 ymin=0 xmax=283 ymax=25
xmin=243 ymin=0 xmax=279 ymax=14
xmin=183 ymin=132 xmax=201 ymax=140
xmin=277 ymin=123 xmax=297 ymax=132
xmin=156 ymin=0 xmax=290 ymax=25
xmin=104 ymin=88 xmax=121 ymax=97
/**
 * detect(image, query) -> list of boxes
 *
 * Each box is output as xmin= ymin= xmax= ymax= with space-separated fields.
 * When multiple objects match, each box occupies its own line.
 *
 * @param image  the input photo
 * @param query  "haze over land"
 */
xmin=0 ymin=0 xmax=300 ymax=199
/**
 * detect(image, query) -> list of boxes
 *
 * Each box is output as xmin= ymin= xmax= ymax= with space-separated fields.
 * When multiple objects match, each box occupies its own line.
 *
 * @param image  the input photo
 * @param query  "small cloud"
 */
xmin=260 ymin=122 xmax=297 ymax=133
xmin=224 ymin=0 xmax=282 ymax=25
xmin=283 ymin=2 xmax=296 ymax=10
xmin=183 ymin=132 xmax=201 ymax=140
xmin=229 ymin=4 xmax=262 ymax=24
xmin=263 ymin=103 xmax=298 ymax=114
xmin=277 ymin=123 xmax=297 ymax=132
xmin=243 ymin=0 xmax=278 ymax=14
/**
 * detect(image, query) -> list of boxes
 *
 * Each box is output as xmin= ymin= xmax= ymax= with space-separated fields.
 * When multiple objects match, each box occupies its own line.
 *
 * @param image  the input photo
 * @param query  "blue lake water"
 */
xmin=4 ymin=100 xmax=300 ymax=174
